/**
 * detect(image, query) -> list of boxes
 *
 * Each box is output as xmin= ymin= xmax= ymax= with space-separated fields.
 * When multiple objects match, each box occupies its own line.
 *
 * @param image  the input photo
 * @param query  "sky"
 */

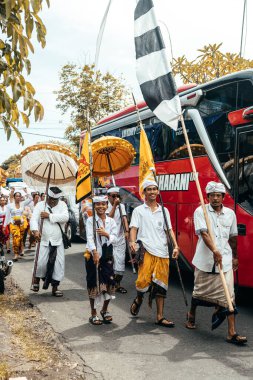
xmin=0 ymin=0 xmax=252 ymax=164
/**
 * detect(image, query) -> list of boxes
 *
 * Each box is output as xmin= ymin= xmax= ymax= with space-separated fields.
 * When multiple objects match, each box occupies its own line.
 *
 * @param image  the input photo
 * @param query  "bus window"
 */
xmin=237 ymin=80 xmax=253 ymax=109
xmin=237 ymin=131 xmax=253 ymax=214
xmin=198 ymin=82 xmax=237 ymax=117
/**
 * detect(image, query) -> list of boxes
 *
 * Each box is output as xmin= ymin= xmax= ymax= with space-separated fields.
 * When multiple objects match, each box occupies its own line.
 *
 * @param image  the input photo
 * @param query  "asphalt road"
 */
xmin=11 ymin=242 xmax=253 ymax=380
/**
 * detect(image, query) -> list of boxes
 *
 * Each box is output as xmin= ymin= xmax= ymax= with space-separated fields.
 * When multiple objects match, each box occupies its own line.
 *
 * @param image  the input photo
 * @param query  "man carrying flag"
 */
xmin=129 ymin=179 xmax=179 ymax=327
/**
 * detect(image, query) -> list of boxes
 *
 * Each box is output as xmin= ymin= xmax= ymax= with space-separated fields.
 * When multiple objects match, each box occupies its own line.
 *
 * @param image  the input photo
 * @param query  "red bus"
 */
xmin=89 ymin=70 xmax=253 ymax=288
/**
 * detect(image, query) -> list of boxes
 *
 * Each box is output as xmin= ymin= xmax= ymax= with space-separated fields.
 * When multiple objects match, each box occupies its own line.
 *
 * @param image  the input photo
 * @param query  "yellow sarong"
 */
xmin=9 ymin=223 xmax=26 ymax=256
xmin=136 ymin=251 xmax=169 ymax=293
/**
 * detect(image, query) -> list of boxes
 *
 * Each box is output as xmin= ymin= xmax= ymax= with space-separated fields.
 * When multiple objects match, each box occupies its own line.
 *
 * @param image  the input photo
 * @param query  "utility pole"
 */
xmin=239 ymin=0 xmax=247 ymax=58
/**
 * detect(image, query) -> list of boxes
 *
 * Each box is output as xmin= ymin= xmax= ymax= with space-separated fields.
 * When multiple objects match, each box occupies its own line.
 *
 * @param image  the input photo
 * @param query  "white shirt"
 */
xmin=130 ymin=203 xmax=172 ymax=258
xmin=192 ymin=204 xmax=238 ymax=273
xmin=106 ymin=202 xmax=126 ymax=243
xmin=30 ymin=200 xmax=69 ymax=246
xmin=0 ymin=205 xmax=7 ymax=225
xmin=86 ymin=214 xmax=117 ymax=258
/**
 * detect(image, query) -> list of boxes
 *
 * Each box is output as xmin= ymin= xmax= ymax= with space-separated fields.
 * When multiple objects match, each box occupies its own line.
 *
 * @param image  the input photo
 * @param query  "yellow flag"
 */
xmin=76 ymin=132 xmax=92 ymax=203
xmin=139 ymin=127 xmax=155 ymax=197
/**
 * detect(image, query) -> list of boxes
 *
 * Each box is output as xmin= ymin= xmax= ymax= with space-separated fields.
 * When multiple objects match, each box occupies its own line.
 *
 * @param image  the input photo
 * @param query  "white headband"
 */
xmin=48 ymin=188 xmax=62 ymax=199
xmin=107 ymin=187 xmax=120 ymax=194
xmin=93 ymin=195 xmax=108 ymax=203
xmin=205 ymin=181 xmax=225 ymax=194
xmin=143 ymin=180 xmax=158 ymax=190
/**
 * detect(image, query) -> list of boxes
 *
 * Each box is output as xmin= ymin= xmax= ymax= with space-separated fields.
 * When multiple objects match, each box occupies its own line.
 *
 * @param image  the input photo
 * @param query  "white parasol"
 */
xmin=20 ymin=144 xmax=78 ymax=192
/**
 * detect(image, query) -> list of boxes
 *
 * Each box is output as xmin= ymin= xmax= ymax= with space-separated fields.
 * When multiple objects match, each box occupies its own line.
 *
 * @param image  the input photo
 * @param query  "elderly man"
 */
xmin=129 ymin=180 xmax=179 ymax=328
xmin=186 ymin=181 xmax=247 ymax=345
xmin=106 ymin=187 xmax=129 ymax=294
xmin=30 ymin=186 xmax=69 ymax=296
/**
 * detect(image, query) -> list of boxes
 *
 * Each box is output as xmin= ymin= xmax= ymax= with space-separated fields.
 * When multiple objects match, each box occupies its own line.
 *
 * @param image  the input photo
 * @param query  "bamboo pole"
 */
xmin=180 ymin=114 xmax=234 ymax=312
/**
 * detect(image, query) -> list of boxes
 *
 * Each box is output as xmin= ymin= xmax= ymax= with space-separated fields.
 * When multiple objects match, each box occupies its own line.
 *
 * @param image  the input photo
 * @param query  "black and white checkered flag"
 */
xmin=134 ymin=0 xmax=181 ymax=130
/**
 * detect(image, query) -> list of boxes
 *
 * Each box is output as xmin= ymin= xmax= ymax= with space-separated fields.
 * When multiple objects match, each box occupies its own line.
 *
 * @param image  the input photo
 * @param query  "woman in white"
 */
xmin=4 ymin=191 xmax=31 ymax=261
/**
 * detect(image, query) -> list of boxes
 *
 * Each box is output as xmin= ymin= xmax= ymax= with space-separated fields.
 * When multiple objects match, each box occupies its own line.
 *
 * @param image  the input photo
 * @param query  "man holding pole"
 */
xmin=129 ymin=180 xmax=179 ymax=327
xmin=30 ymin=186 xmax=69 ymax=296
xmin=186 ymin=181 xmax=247 ymax=345
xmin=106 ymin=186 xmax=129 ymax=294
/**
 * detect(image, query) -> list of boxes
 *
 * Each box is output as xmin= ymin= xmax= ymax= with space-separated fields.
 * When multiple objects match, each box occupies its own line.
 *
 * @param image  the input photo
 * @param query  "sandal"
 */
xmin=52 ymin=290 xmax=63 ymax=297
xmin=31 ymin=284 xmax=40 ymax=292
xmin=89 ymin=315 xmax=103 ymax=325
xmin=226 ymin=333 xmax=247 ymax=345
xmin=130 ymin=297 xmax=143 ymax=316
xmin=116 ymin=286 xmax=127 ymax=294
xmin=100 ymin=310 xmax=113 ymax=323
xmin=185 ymin=312 xmax=196 ymax=329
xmin=155 ymin=318 xmax=175 ymax=328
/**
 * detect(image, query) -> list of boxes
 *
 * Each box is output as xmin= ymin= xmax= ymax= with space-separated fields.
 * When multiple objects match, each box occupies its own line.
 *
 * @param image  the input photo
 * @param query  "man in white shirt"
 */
xmin=129 ymin=180 xmax=179 ymax=328
xmin=106 ymin=187 xmax=129 ymax=294
xmin=30 ymin=186 xmax=69 ymax=296
xmin=186 ymin=181 xmax=247 ymax=345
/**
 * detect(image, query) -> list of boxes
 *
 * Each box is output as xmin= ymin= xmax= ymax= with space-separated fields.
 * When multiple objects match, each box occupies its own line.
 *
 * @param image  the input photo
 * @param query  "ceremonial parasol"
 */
xmin=20 ymin=143 xmax=78 ymax=289
xmin=20 ymin=143 xmax=78 ymax=191
xmin=91 ymin=136 xmax=136 ymax=180
xmin=91 ymin=135 xmax=136 ymax=273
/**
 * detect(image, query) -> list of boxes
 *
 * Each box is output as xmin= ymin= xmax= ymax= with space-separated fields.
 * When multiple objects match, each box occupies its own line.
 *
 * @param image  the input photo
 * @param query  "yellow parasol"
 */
xmin=91 ymin=136 xmax=135 ymax=178
xmin=91 ymin=135 xmax=136 ymax=274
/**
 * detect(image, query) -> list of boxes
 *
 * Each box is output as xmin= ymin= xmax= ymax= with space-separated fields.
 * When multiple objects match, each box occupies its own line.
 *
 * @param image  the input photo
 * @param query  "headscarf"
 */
xmin=142 ymin=180 xmax=158 ymax=190
xmin=205 ymin=181 xmax=226 ymax=194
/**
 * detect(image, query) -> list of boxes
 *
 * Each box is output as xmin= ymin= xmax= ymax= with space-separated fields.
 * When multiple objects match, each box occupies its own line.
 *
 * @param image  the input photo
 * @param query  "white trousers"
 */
xmin=35 ymin=242 xmax=65 ymax=282
xmin=113 ymin=240 xmax=126 ymax=275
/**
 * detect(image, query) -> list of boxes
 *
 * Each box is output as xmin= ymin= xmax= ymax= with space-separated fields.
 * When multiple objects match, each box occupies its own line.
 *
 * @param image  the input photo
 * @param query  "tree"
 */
xmin=172 ymin=43 xmax=253 ymax=84
xmin=55 ymin=64 xmax=131 ymax=147
xmin=0 ymin=0 xmax=49 ymax=144
xmin=1 ymin=153 xmax=20 ymax=177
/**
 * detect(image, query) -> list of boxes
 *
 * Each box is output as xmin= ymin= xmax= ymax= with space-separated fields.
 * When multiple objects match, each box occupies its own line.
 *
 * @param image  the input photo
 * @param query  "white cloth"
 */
xmin=0 ymin=205 xmax=7 ymax=225
xmin=192 ymin=204 xmax=238 ymax=273
xmin=130 ymin=203 xmax=172 ymax=258
xmin=113 ymin=241 xmax=126 ymax=274
xmin=30 ymin=200 xmax=69 ymax=246
xmin=205 ymin=181 xmax=225 ymax=194
xmin=86 ymin=214 xmax=117 ymax=258
xmin=106 ymin=203 xmax=127 ymax=273
xmin=4 ymin=200 xmax=31 ymax=226
xmin=142 ymin=179 xmax=158 ymax=190
xmin=35 ymin=242 xmax=65 ymax=281
xmin=107 ymin=187 xmax=120 ymax=194
xmin=106 ymin=203 xmax=126 ymax=244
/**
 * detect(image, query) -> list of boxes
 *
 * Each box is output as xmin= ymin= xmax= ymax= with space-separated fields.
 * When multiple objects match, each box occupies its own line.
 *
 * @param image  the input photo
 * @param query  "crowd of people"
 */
xmin=0 ymin=180 xmax=247 ymax=345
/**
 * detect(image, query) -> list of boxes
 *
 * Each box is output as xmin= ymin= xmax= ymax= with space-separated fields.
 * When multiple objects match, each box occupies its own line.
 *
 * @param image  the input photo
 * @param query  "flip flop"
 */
xmin=31 ymin=284 xmax=40 ymax=292
xmin=116 ymin=286 xmax=127 ymax=294
xmin=100 ymin=310 xmax=113 ymax=323
xmin=89 ymin=315 xmax=103 ymax=325
xmin=155 ymin=318 xmax=175 ymax=328
xmin=226 ymin=333 xmax=247 ymax=345
xmin=52 ymin=290 xmax=63 ymax=297
xmin=130 ymin=297 xmax=142 ymax=316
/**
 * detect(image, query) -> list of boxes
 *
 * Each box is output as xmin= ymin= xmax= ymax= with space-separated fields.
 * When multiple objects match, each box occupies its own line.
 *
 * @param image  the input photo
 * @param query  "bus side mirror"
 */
xmin=243 ymin=106 xmax=253 ymax=120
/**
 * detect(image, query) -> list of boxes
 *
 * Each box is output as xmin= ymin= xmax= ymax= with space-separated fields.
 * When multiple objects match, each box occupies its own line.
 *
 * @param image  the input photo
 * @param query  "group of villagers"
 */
xmin=0 ymin=188 xmax=45 ymax=261
xmin=0 ymin=179 xmax=247 ymax=345
xmin=84 ymin=179 xmax=247 ymax=346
